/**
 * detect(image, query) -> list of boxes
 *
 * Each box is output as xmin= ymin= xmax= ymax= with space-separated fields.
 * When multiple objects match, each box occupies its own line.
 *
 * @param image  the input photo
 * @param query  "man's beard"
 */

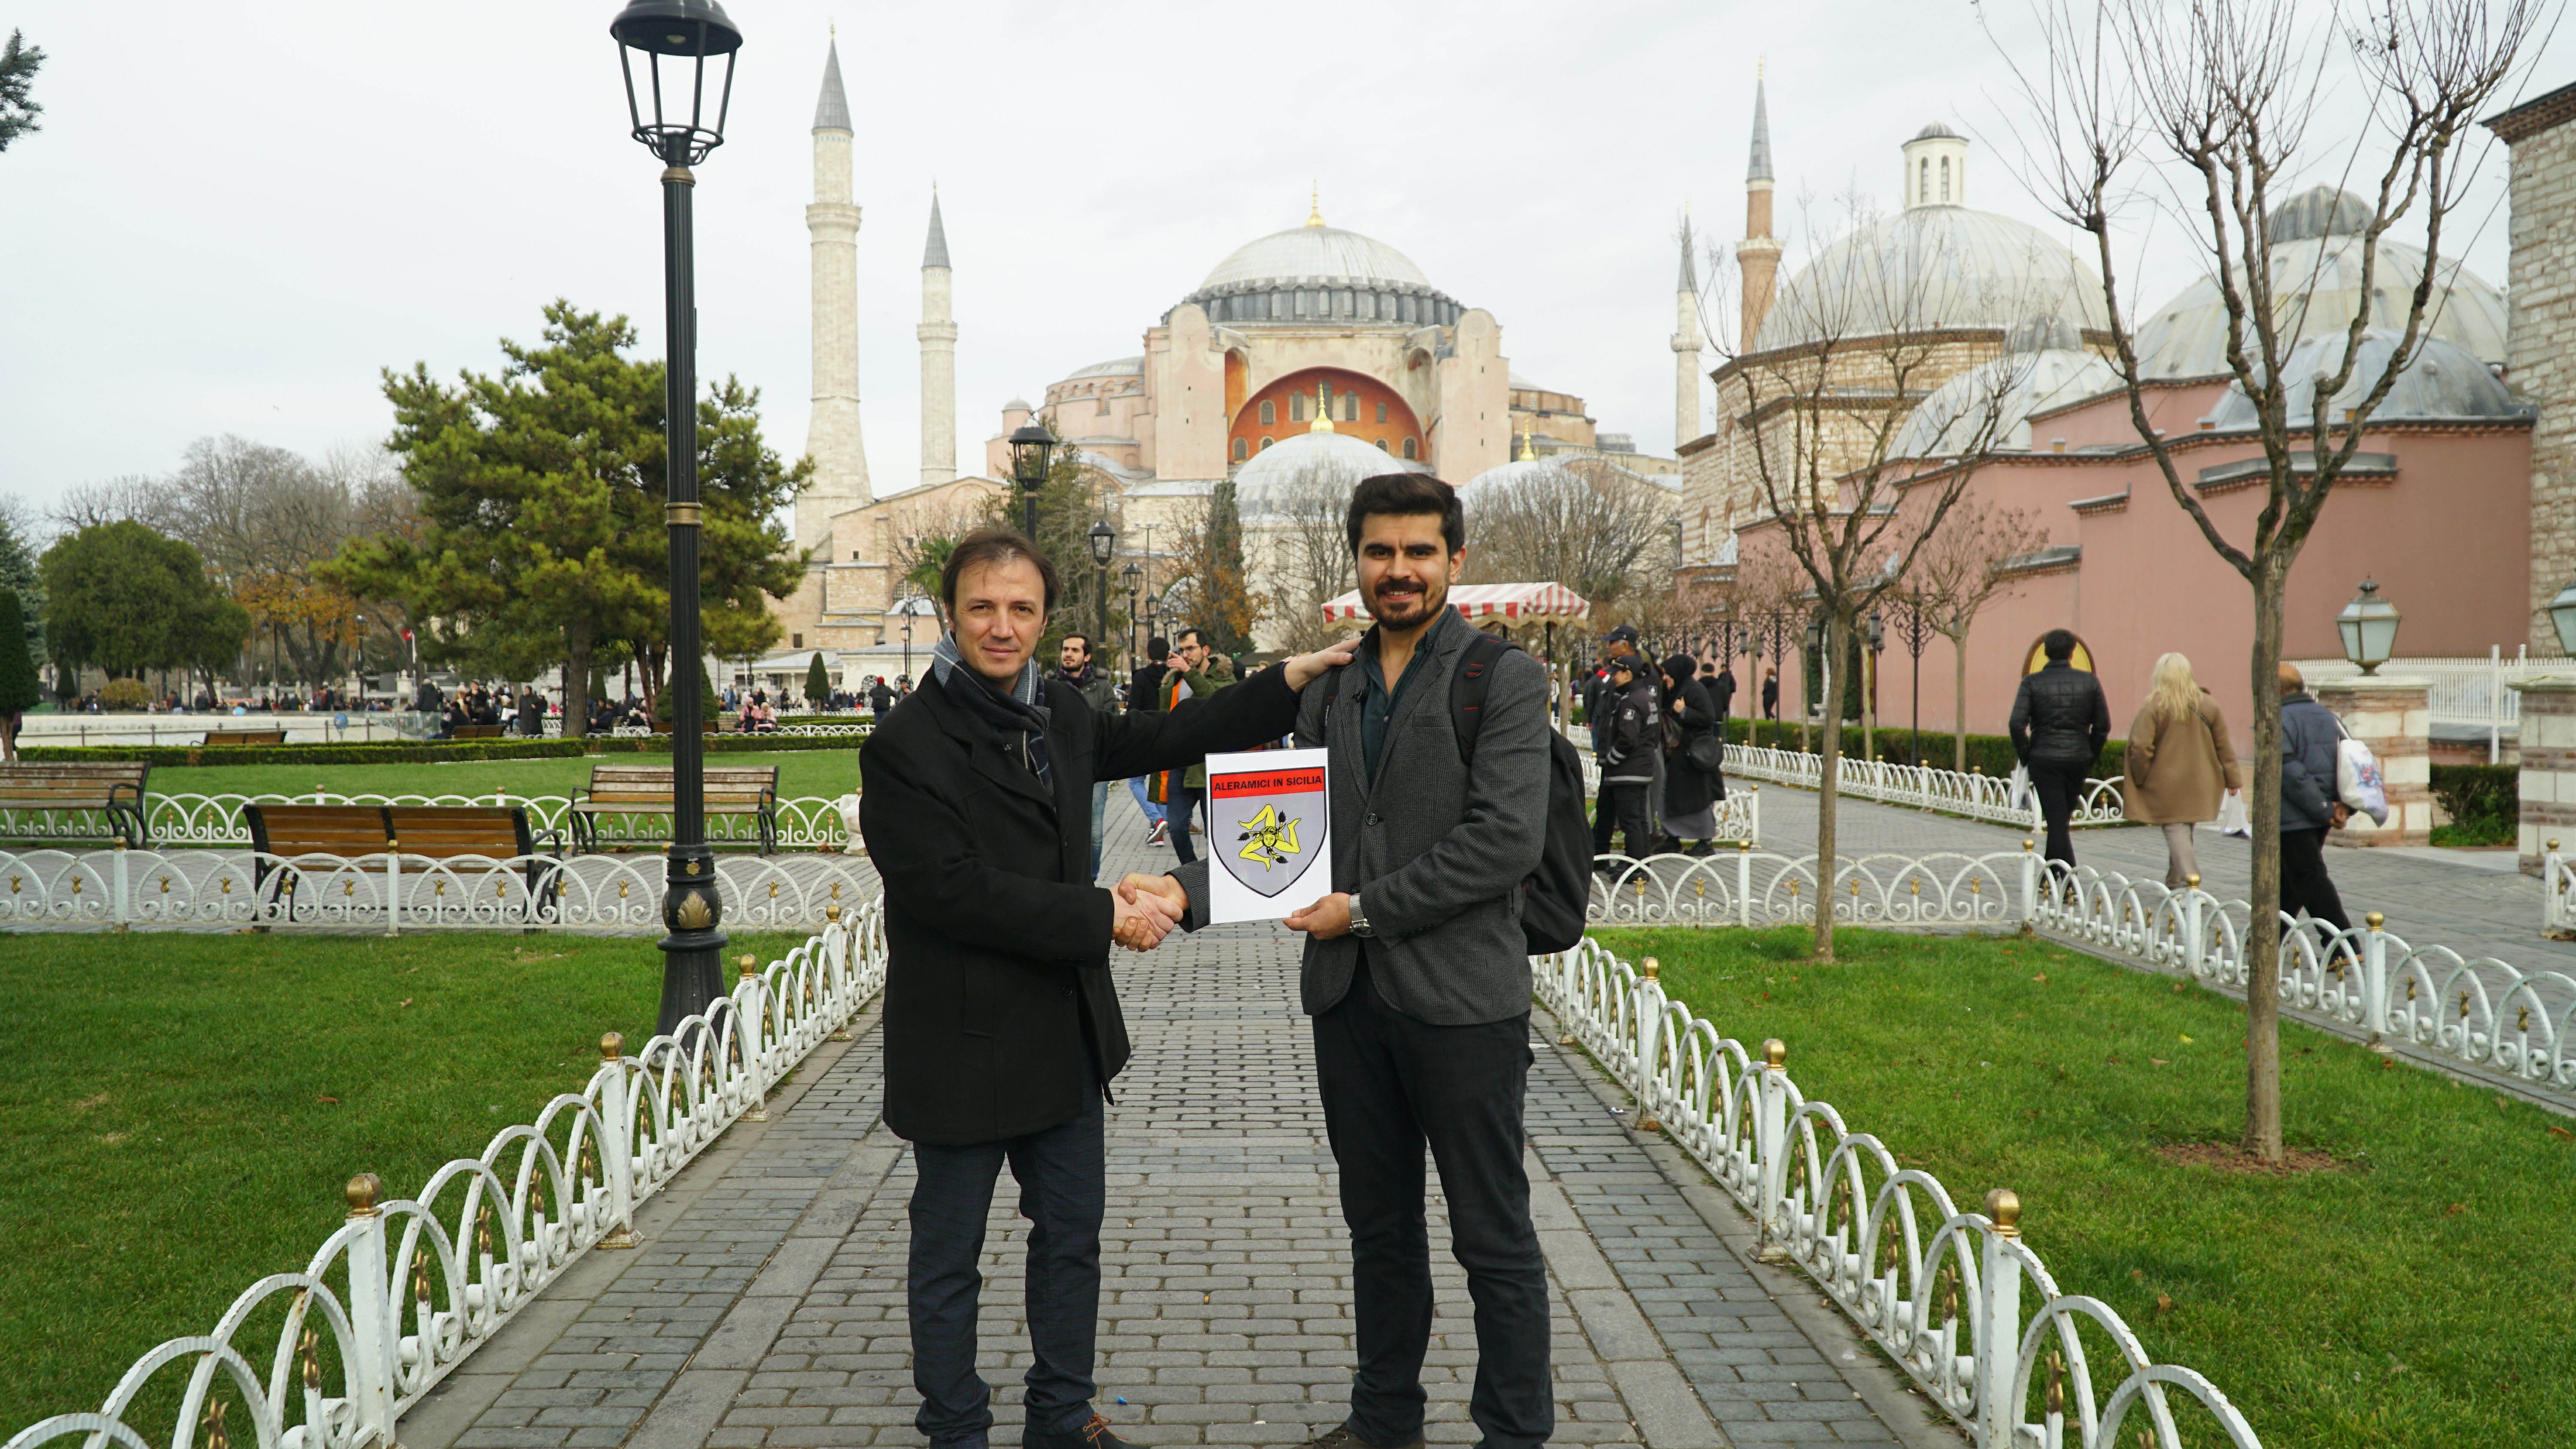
xmin=1366 ymin=574 xmax=1445 ymax=626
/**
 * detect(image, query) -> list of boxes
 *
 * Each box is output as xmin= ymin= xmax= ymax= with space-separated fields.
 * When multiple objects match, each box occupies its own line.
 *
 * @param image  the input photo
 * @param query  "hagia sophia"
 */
xmin=766 ymin=33 xmax=2576 ymax=761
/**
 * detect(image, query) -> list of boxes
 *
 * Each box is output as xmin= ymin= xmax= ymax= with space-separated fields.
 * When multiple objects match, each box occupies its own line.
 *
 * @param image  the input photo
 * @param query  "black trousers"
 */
xmin=908 ymin=1083 xmax=1106 ymax=1449
xmin=1169 ymin=783 xmax=1203 ymax=865
xmin=2027 ymin=760 xmax=2090 ymax=873
xmin=1591 ymin=773 xmax=1616 ymax=856
xmin=1313 ymin=964 xmax=1552 ymax=1449
xmin=1604 ymin=779 xmax=1653 ymax=860
xmin=2279 ymin=828 xmax=2353 ymax=934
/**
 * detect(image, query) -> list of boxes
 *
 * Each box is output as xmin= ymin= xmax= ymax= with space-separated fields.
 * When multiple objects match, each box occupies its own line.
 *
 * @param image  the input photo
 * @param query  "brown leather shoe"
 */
xmin=1296 ymin=1426 xmax=1425 ymax=1449
xmin=1027 ymin=1414 xmax=1145 ymax=1449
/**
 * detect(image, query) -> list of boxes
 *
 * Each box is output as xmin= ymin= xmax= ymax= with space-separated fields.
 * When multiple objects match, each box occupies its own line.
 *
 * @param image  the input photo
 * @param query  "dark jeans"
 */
xmin=2027 ymin=759 xmax=2091 ymax=874
xmin=908 ymin=1083 xmax=1106 ymax=1449
xmin=1591 ymin=775 xmax=1616 ymax=856
xmin=1313 ymin=964 xmax=1552 ymax=1449
xmin=1168 ymin=783 xmax=1203 ymax=864
xmin=2279 ymin=828 xmax=2353 ymax=935
xmin=1604 ymin=779 xmax=1653 ymax=860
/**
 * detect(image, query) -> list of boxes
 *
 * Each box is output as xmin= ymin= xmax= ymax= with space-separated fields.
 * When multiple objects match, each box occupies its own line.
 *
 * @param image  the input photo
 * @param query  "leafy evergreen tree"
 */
xmin=0 ymin=30 xmax=42 ymax=153
xmin=39 ymin=522 xmax=250 ymax=700
xmin=0 ymin=590 xmax=39 ymax=761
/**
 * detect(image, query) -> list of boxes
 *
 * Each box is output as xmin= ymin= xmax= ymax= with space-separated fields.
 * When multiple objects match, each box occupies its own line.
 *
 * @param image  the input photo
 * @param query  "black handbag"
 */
xmin=1685 ymin=731 xmax=1725 ymax=775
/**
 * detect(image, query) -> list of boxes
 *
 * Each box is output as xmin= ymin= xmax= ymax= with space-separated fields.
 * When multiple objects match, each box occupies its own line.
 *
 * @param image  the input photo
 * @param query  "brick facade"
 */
xmin=2493 ymin=85 xmax=2576 ymax=648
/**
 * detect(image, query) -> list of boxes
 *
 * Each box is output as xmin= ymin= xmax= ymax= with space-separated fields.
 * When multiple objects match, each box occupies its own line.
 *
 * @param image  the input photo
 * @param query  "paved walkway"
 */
xmin=403 ymin=797 xmax=1947 ymax=1449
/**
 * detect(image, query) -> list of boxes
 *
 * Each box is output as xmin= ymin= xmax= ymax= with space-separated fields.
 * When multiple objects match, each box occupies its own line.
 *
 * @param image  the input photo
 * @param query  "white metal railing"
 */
xmin=1540 ymin=936 xmax=2264 ymax=1448
xmin=0 ymin=898 xmax=888 ymax=1449
xmin=1719 ymin=744 xmax=2126 ymax=829
xmin=0 ymin=847 xmax=872 ymax=933
xmin=124 ymin=793 xmax=867 ymax=854
xmin=1586 ymin=848 xmax=2576 ymax=1098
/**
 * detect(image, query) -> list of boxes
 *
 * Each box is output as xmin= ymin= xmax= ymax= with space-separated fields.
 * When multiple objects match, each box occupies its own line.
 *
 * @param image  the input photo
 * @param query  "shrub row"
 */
xmin=1711 ymin=718 xmax=2131 ymax=781
xmin=2430 ymin=763 xmax=2516 ymax=826
xmin=19 ymin=733 xmax=869 ymax=768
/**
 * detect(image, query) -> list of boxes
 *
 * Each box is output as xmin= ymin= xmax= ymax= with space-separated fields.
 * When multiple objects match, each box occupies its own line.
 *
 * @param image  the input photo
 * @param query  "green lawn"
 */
xmin=1587 ymin=926 xmax=2576 ymax=1449
xmin=134 ymin=749 xmax=863 ymax=804
xmin=0 ymin=929 xmax=808 ymax=1438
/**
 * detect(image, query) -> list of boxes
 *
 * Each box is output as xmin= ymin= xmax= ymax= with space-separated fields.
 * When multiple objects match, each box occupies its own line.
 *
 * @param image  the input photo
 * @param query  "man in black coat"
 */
xmin=2008 ymin=628 xmax=2111 ymax=874
xmin=861 ymin=528 xmax=1354 ymax=1449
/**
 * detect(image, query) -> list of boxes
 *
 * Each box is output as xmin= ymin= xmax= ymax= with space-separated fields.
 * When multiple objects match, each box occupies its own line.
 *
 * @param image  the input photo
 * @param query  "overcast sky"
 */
xmin=2 ymin=1 xmax=2564 ymax=522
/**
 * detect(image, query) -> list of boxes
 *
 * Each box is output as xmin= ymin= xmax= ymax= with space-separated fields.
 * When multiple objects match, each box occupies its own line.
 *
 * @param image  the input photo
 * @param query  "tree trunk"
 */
xmin=2242 ymin=556 xmax=2288 ymax=1163
xmin=1953 ymin=626 xmax=1971 ymax=773
xmin=563 ymin=620 xmax=592 ymax=741
xmin=1814 ymin=612 xmax=1847 ymax=963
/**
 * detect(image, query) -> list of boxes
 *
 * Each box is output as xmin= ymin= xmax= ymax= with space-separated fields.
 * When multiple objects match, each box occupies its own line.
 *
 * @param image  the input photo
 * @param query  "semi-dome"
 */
xmin=1891 ymin=347 xmax=2123 ymax=458
xmin=2134 ymin=187 xmax=2507 ymax=377
xmin=1177 ymin=218 xmax=1466 ymax=329
xmin=1230 ymin=430 xmax=1431 ymax=517
xmin=1753 ymin=206 xmax=2110 ymax=352
xmin=1064 ymin=356 xmax=1143 ymax=379
xmin=2202 ymin=330 xmax=2523 ymax=430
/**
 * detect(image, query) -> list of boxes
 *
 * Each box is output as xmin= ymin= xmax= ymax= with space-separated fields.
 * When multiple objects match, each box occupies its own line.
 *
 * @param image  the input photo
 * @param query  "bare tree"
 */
xmin=1996 ymin=0 xmax=2541 ymax=1162
xmin=1895 ymin=496 xmax=2050 ymax=770
xmin=1267 ymin=469 xmax=1362 ymax=655
xmin=1463 ymin=455 xmax=1678 ymax=608
xmin=51 ymin=475 xmax=169 ymax=534
xmin=1698 ymin=193 xmax=2032 ymax=961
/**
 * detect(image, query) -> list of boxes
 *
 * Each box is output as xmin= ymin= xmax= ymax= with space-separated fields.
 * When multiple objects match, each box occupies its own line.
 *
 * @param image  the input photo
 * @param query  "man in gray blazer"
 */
xmin=1124 ymin=473 xmax=1555 ymax=1449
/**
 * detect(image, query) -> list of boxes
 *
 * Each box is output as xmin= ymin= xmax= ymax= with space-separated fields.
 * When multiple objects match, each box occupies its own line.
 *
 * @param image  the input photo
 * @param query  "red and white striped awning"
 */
xmin=1319 ymin=582 xmax=1592 ymax=624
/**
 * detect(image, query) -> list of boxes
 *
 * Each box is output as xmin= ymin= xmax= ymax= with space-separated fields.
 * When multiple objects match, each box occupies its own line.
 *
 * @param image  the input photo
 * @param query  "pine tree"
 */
xmin=805 ymin=652 xmax=831 ymax=707
xmin=0 ymin=590 xmax=39 ymax=761
xmin=0 ymin=31 xmax=43 ymax=154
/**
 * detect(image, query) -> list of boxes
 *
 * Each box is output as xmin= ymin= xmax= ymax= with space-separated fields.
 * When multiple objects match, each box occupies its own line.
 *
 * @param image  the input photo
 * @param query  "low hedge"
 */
xmin=2430 ymin=763 xmax=2515 ymax=828
xmin=1715 ymin=717 xmax=2129 ymax=781
xmin=16 ymin=733 xmax=868 ymax=768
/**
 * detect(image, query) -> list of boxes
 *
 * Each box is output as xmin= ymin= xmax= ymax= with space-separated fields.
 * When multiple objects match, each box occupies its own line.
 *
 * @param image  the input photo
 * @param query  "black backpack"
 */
xmin=1329 ymin=634 xmax=1592 ymax=955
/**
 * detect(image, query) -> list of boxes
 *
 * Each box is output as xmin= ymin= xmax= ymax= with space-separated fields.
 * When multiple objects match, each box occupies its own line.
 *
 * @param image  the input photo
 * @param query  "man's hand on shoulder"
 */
xmin=1282 ymin=640 xmax=1359 ymax=691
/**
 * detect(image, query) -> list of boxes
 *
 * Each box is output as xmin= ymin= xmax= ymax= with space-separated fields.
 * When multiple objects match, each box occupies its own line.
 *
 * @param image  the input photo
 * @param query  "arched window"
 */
xmin=1374 ymin=439 xmax=1388 ymax=452
xmin=1343 ymin=393 xmax=1358 ymax=421
xmin=1260 ymin=436 xmax=1274 ymax=451
xmin=1939 ymin=157 xmax=1950 ymax=203
xmin=1919 ymin=158 xmax=1929 ymax=203
xmin=1402 ymin=437 xmax=1418 ymax=460
xmin=1376 ymin=401 xmax=1388 ymax=424
xmin=1232 ymin=437 xmax=1248 ymax=462
xmin=1291 ymin=391 xmax=1306 ymax=421
xmin=1260 ymin=399 xmax=1276 ymax=426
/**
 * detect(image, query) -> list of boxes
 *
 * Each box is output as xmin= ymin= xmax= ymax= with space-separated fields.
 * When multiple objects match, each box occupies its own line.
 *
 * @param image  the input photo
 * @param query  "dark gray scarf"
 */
xmin=931 ymin=633 xmax=1054 ymax=789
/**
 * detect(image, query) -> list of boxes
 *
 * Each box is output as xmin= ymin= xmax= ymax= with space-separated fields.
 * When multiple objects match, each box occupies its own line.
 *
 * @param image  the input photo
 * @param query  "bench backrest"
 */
xmin=585 ymin=764 xmax=778 ymax=804
xmin=452 ymin=723 xmax=507 ymax=740
xmin=387 ymin=805 xmax=533 ymax=861
xmin=245 ymin=804 xmax=390 ymax=860
xmin=202 ymin=730 xmax=289 ymax=746
xmin=0 ymin=762 xmax=151 ymax=807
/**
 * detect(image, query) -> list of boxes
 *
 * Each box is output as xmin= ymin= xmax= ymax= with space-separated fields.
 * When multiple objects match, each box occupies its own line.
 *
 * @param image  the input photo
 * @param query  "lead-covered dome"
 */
xmin=1230 ymin=430 xmax=1432 ymax=519
xmin=2134 ymin=186 xmax=2508 ymax=378
xmin=1753 ymin=206 xmax=2110 ymax=352
xmin=1179 ymin=219 xmax=1466 ymax=329
xmin=1891 ymin=346 xmax=2122 ymax=458
xmin=2202 ymin=330 xmax=2523 ymax=429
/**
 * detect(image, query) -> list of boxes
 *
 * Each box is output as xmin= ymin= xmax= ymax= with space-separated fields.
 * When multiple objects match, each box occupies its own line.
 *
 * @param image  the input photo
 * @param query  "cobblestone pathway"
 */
xmin=404 ymin=799 xmax=1944 ymax=1449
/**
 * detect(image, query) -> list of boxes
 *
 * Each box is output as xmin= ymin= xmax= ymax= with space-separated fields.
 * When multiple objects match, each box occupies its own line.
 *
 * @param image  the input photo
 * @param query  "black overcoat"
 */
xmin=860 ymin=662 xmax=1300 ymax=1146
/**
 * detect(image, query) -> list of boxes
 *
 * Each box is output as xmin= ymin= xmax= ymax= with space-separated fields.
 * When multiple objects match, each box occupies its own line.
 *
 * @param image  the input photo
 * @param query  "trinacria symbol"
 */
xmin=1209 ymin=762 xmax=1327 ymax=899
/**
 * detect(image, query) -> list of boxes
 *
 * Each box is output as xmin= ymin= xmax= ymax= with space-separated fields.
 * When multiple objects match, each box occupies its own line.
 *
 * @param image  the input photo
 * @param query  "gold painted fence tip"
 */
xmin=1985 ymin=1187 xmax=2021 ymax=1236
xmin=345 ymin=1172 xmax=385 ymax=1216
xmin=601 ymin=1031 xmax=624 ymax=1062
xmin=1761 ymin=1037 xmax=1786 ymax=1068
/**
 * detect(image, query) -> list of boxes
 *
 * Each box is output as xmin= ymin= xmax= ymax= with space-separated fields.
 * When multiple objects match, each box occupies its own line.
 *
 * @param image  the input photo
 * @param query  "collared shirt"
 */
xmin=1356 ymin=633 xmax=1425 ymax=785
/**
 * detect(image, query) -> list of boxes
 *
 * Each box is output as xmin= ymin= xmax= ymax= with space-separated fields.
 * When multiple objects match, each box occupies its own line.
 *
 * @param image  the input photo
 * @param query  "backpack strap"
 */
xmin=1450 ymin=634 xmax=1517 ymax=765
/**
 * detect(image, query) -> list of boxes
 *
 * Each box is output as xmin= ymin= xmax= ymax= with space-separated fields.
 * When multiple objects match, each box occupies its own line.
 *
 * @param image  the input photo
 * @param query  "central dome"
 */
xmin=1753 ymin=208 xmax=2110 ymax=352
xmin=1200 ymin=224 xmax=1431 ymax=290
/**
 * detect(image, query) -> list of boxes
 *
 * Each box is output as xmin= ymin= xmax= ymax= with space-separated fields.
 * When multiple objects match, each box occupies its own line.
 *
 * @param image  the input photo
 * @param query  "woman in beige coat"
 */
xmin=2122 ymin=652 xmax=2244 ymax=888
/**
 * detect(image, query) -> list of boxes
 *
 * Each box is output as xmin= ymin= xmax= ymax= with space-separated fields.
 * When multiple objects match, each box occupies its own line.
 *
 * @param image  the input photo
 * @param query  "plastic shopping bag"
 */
xmin=2336 ymin=737 xmax=2390 ymax=826
xmin=2215 ymin=790 xmax=2250 ymax=839
xmin=2007 ymin=762 xmax=2034 ymax=815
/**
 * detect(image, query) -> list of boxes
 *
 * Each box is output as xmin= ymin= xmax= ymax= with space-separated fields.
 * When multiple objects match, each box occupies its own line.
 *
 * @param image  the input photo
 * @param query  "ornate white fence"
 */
xmin=0 ymin=900 xmax=889 ymax=1449
xmin=1719 ymin=744 xmax=2126 ymax=829
xmin=1540 ymin=939 xmax=2264 ymax=1448
xmin=0 ymin=847 xmax=872 ymax=933
xmin=1586 ymin=849 xmax=2576 ymax=1097
xmin=137 ymin=793 xmax=866 ymax=855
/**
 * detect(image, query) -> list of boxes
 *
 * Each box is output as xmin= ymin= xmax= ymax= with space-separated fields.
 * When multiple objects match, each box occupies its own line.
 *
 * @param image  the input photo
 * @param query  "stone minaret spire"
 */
xmin=1735 ymin=67 xmax=1783 ymax=355
xmin=1672 ymin=205 xmax=1704 ymax=444
xmin=917 ymin=188 xmax=958 ymax=489
xmin=799 ymin=38 xmax=869 ymax=557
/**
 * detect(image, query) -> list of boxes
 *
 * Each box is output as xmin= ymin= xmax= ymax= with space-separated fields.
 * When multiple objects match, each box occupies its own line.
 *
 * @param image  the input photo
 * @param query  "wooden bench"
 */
xmin=570 ymin=764 xmax=780 ymax=854
xmin=451 ymin=723 xmax=507 ymax=740
xmin=201 ymin=728 xmax=289 ymax=746
xmin=0 ymin=762 xmax=152 ymax=846
xmin=243 ymin=803 xmax=563 ymax=919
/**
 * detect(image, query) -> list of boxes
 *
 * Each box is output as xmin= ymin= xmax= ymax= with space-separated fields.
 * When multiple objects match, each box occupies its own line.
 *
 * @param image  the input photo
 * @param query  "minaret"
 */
xmin=1672 ymin=205 xmax=1704 ymax=443
xmin=799 ymin=39 xmax=869 ymax=558
xmin=918 ymin=188 xmax=958 ymax=489
xmin=1735 ymin=67 xmax=1783 ymax=355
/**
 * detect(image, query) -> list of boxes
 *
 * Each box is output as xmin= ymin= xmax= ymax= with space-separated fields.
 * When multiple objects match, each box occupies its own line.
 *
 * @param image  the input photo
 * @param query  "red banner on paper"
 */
xmin=1209 ymin=768 xmax=1325 ymax=798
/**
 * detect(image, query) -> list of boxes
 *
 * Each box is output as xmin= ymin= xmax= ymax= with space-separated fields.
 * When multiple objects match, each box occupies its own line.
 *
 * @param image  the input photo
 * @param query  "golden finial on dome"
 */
xmin=1516 ymin=428 xmax=1536 ymax=462
xmin=1309 ymin=381 xmax=1336 ymax=433
xmin=1306 ymin=182 xmax=1324 ymax=227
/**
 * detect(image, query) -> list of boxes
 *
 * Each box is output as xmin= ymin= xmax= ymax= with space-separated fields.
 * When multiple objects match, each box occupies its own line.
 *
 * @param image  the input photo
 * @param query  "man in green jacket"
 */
xmin=1165 ymin=627 xmax=1231 ymax=866
xmin=1055 ymin=633 xmax=1121 ymax=877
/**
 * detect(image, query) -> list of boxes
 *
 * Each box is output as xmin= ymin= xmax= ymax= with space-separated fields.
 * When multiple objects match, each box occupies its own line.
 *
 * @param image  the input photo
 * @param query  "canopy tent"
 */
xmin=1318 ymin=582 xmax=1590 ymax=624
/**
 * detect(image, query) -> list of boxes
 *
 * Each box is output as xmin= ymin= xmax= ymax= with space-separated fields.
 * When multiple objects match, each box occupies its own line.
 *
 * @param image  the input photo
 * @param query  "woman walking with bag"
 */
xmin=1657 ymin=655 xmax=1726 ymax=855
xmin=2122 ymin=652 xmax=2242 ymax=888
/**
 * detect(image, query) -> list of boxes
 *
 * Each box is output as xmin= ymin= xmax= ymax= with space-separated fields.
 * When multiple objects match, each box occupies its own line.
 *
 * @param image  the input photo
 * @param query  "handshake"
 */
xmin=1109 ymin=872 xmax=1190 ymax=951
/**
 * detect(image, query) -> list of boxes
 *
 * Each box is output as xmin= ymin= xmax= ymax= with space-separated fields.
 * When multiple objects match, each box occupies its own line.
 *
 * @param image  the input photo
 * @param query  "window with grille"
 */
xmin=1232 ymin=437 xmax=1248 ymax=461
xmin=1261 ymin=399 xmax=1276 ymax=426
xmin=1402 ymin=438 xmax=1418 ymax=459
xmin=1291 ymin=391 xmax=1306 ymax=421
xmin=1376 ymin=401 xmax=1388 ymax=424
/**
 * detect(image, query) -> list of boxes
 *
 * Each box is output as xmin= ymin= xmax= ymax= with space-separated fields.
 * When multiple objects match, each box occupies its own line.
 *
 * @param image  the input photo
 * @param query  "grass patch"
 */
xmin=0 ymin=929 xmax=809 ymax=1437
xmin=1588 ymin=925 xmax=2576 ymax=1449
xmin=132 ymin=750 xmax=862 ymax=808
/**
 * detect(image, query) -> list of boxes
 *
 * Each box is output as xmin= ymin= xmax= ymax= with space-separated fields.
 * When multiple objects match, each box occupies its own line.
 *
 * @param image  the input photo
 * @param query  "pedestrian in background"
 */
xmin=1598 ymin=655 xmax=1658 ymax=863
xmin=2008 ymin=628 xmax=2110 ymax=876
xmin=1589 ymin=624 xmax=1644 ymax=860
xmin=2121 ymin=652 xmax=2241 ymax=889
xmin=1127 ymin=637 xmax=1173 ymax=846
xmin=1657 ymin=654 xmax=1723 ymax=855
xmin=2277 ymin=661 xmax=2354 ymax=934
xmin=1760 ymin=666 xmax=1779 ymax=727
xmin=1056 ymin=632 xmax=1120 ymax=879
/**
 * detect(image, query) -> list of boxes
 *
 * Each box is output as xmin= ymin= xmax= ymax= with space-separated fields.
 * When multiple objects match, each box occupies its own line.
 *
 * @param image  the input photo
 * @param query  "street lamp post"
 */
xmin=1896 ymin=599 xmax=1932 ymax=756
xmin=1864 ymin=606 xmax=1886 ymax=762
xmin=1120 ymin=561 xmax=1142 ymax=665
xmin=895 ymin=588 xmax=935 ymax=686
xmin=1088 ymin=520 xmax=1116 ymax=661
xmin=1009 ymin=422 xmax=1057 ymax=540
xmin=612 ymin=0 xmax=743 ymax=1040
